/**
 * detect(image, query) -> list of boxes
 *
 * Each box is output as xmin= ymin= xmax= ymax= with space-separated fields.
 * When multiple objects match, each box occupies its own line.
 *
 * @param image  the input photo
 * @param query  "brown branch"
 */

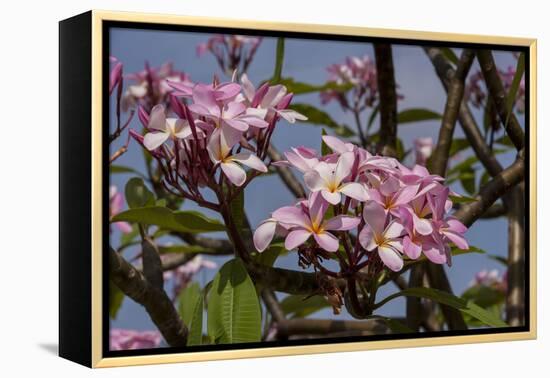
xmin=424 ymin=47 xmax=504 ymax=177
xmin=276 ymin=318 xmax=390 ymax=338
xmin=454 ymin=151 xmax=525 ymax=227
xmin=374 ymin=44 xmax=398 ymax=157
xmin=406 ymin=265 xmax=425 ymax=331
xmin=109 ymin=247 xmax=188 ymax=347
xmin=261 ymin=288 xmax=286 ymax=323
xmin=504 ymin=186 xmax=525 ymax=326
xmin=476 ymin=50 xmax=525 ymax=151
xmin=267 ymin=145 xmax=306 ymax=198
xmin=452 ymin=202 xmax=506 ymax=219
xmin=430 ymin=49 xmax=475 ymax=176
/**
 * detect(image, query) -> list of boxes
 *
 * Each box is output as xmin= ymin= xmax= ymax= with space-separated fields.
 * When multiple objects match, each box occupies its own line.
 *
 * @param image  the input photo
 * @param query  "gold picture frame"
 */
xmin=59 ymin=9 xmax=537 ymax=368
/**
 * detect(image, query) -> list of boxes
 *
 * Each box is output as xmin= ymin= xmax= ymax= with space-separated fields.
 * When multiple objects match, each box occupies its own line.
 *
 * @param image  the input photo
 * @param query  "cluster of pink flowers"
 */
xmin=320 ymin=55 xmax=378 ymax=110
xmin=110 ymin=329 xmax=162 ymax=350
xmin=163 ymin=255 xmax=217 ymax=298
xmin=120 ymin=61 xmax=192 ymax=113
xmin=197 ymin=35 xmax=262 ymax=75
xmin=254 ymin=135 xmax=469 ymax=272
xmin=465 ymin=63 xmax=525 ymax=113
xmin=109 ymin=185 xmax=132 ymax=234
xmin=469 ymin=269 xmax=507 ymax=293
xmin=129 ymin=74 xmax=306 ymax=196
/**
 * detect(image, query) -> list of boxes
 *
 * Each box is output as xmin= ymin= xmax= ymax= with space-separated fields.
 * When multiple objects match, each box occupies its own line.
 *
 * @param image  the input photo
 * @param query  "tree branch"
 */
xmin=430 ymin=49 xmax=475 ymax=176
xmin=374 ymin=44 xmax=398 ymax=157
xmin=276 ymin=318 xmax=390 ymax=338
xmin=109 ymin=247 xmax=188 ymax=347
xmin=476 ymin=50 xmax=525 ymax=151
xmin=454 ymin=151 xmax=525 ymax=227
xmin=424 ymin=47 xmax=504 ymax=177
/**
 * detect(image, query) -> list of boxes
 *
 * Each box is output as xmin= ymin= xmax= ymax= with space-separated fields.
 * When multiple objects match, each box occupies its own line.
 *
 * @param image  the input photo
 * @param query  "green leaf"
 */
xmin=112 ymin=206 xmax=225 ymax=233
xmin=279 ymin=78 xmax=353 ymax=95
xmin=375 ymin=287 xmax=507 ymax=328
xmin=321 ymin=128 xmax=331 ymax=156
xmin=459 ymin=167 xmax=476 ymax=195
xmin=505 ymin=52 xmax=525 ymax=125
xmin=397 ymin=108 xmax=442 ymax=124
xmin=461 ymin=285 xmax=505 ymax=308
xmin=494 ymin=135 xmax=514 ymax=147
xmin=125 ymin=177 xmax=155 ymax=209
xmin=366 ymin=105 xmax=380 ymax=132
xmin=178 ymin=282 xmax=204 ymax=346
xmin=254 ymin=242 xmax=288 ymax=267
xmin=110 ymin=165 xmax=145 ymax=177
xmin=367 ymin=315 xmax=414 ymax=334
xmin=447 ymin=156 xmax=479 ymax=176
xmin=449 ymin=194 xmax=478 ymax=204
xmin=271 ymin=38 xmax=285 ymax=84
xmin=281 ymin=295 xmax=330 ymax=318
xmin=441 ymin=47 xmax=459 ymax=65
xmin=207 ymin=259 xmax=262 ymax=344
xmin=109 ymin=282 xmax=125 ymax=320
xmin=449 ymin=138 xmax=471 ymax=157
xmin=487 ymin=254 xmax=508 ymax=266
xmin=230 ymin=189 xmax=245 ymax=232
xmin=290 ymin=103 xmax=355 ymax=137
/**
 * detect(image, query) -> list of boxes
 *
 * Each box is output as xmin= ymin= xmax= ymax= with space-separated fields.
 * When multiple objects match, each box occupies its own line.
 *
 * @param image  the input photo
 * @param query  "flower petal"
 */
xmin=148 ymin=105 xmax=167 ymax=131
xmin=240 ymin=74 xmax=256 ymax=101
xmin=324 ymin=215 xmax=360 ymax=231
xmin=321 ymin=190 xmax=341 ymax=205
xmin=253 ymin=219 xmax=277 ymax=252
xmin=443 ymin=230 xmax=469 ymax=250
xmin=378 ymin=245 xmax=404 ymax=272
xmin=304 ymin=170 xmax=327 ymax=191
xmin=143 ymin=131 xmax=169 ymax=150
xmin=358 ymin=226 xmax=377 ymax=251
xmin=284 ymin=229 xmax=312 ymax=250
xmin=339 ymin=182 xmax=369 ymax=202
xmin=334 ymin=151 xmax=354 ymax=184
xmin=384 ymin=221 xmax=404 ymax=239
xmin=403 ymin=236 xmax=422 ymax=259
xmin=272 ymin=206 xmax=310 ymax=229
xmin=322 ymin=135 xmax=352 ymax=154
xmin=422 ymin=240 xmax=448 ymax=264
xmin=231 ymin=152 xmax=267 ymax=172
xmin=362 ymin=201 xmax=387 ymax=235
xmin=412 ymin=213 xmax=433 ymax=235
xmin=277 ymin=109 xmax=307 ymax=123
xmin=314 ymin=232 xmax=339 ymax=252
xmin=220 ymin=161 xmax=247 ymax=186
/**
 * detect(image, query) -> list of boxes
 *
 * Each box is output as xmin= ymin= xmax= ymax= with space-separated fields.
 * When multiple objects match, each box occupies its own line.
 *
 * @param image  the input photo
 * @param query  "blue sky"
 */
xmin=109 ymin=27 xmax=522 ymax=334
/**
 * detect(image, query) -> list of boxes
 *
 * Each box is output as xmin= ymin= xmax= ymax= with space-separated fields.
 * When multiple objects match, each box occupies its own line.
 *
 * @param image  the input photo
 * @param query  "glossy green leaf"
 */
xmin=271 ymin=38 xmax=285 ymax=84
xmin=397 ymin=108 xmax=442 ymax=124
xmin=461 ymin=285 xmax=505 ymax=308
xmin=459 ymin=167 xmax=476 ymax=195
xmin=375 ymin=287 xmax=507 ymax=328
xmin=112 ymin=206 xmax=225 ymax=233
xmin=449 ymin=138 xmax=471 ymax=157
xmin=207 ymin=259 xmax=262 ymax=344
xmin=255 ymin=242 xmax=287 ymax=267
xmin=125 ymin=177 xmax=155 ymax=209
xmin=290 ymin=103 xmax=355 ymax=137
xmin=279 ymin=78 xmax=353 ymax=95
xmin=178 ymin=282 xmax=204 ymax=346
xmin=281 ymin=295 xmax=330 ymax=318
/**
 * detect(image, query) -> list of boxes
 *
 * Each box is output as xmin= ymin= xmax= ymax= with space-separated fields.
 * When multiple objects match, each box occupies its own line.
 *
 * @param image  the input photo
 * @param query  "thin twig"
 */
xmin=374 ymin=44 xmax=398 ymax=157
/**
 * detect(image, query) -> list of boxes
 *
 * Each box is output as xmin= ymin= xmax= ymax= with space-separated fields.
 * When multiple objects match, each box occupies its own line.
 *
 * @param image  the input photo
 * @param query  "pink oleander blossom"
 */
xmin=110 ymin=329 xmax=162 ymax=351
xmin=109 ymin=186 xmax=132 ymax=234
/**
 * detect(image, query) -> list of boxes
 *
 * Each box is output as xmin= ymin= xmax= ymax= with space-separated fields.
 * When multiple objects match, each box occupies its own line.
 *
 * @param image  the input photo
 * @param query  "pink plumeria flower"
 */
xmin=414 ymin=137 xmax=433 ymax=166
xmin=109 ymin=186 xmax=132 ymax=234
xmin=110 ymin=329 xmax=162 ymax=351
xmin=189 ymin=83 xmax=268 ymax=132
xmin=397 ymin=206 xmax=445 ymax=264
xmin=429 ymin=188 xmax=469 ymax=252
xmin=272 ymin=146 xmax=320 ymax=173
xmin=143 ymin=105 xmax=195 ymax=150
xmin=252 ymin=217 xmax=290 ymax=252
xmin=304 ymin=151 xmax=369 ymax=205
xmin=240 ymin=74 xmax=307 ymax=123
xmin=359 ymin=201 xmax=405 ymax=272
xmin=322 ymin=135 xmax=356 ymax=154
xmin=271 ymin=192 xmax=360 ymax=252
xmin=368 ymin=176 xmax=419 ymax=217
xmin=207 ymin=126 xmax=267 ymax=186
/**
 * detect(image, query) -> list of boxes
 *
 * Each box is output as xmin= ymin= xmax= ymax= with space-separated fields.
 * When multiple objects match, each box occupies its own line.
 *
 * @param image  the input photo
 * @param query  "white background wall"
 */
xmin=0 ymin=0 xmax=546 ymax=376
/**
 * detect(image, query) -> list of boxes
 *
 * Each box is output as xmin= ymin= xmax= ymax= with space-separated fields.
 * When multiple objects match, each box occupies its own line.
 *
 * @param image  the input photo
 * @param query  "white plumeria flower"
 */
xmin=143 ymin=104 xmax=195 ymax=150
xmin=207 ymin=126 xmax=267 ymax=186
xmin=303 ymin=151 xmax=369 ymax=205
xmin=240 ymin=74 xmax=307 ymax=123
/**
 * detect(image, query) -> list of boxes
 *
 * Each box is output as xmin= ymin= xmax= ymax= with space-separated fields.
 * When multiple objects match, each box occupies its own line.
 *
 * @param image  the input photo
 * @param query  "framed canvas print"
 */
xmin=59 ymin=10 xmax=537 ymax=368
